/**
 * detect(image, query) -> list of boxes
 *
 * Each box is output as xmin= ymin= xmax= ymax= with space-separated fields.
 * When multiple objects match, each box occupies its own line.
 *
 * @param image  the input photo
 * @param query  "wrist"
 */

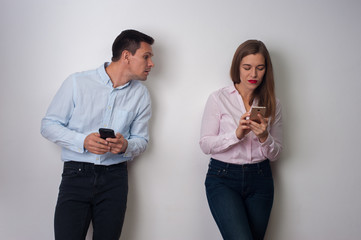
xmin=121 ymin=139 xmax=128 ymax=153
xmin=259 ymin=133 xmax=268 ymax=143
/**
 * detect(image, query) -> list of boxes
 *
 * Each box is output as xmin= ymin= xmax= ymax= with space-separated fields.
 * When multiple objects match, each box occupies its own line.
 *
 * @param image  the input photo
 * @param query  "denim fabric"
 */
xmin=54 ymin=161 xmax=128 ymax=240
xmin=205 ymin=158 xmax=274 ymax=240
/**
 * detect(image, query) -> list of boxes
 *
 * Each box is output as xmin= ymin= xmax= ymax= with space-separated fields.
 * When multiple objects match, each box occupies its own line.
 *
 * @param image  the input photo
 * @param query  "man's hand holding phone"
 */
xmin=99 ymin=128 xmax=128 ymax=154
xmin=84 ymin=132 xmax=111 ymax=155
xmin=84 ymin=128 xmax=128 ymax=154
xmin=106 ymin=133 xmax=128 ymax=154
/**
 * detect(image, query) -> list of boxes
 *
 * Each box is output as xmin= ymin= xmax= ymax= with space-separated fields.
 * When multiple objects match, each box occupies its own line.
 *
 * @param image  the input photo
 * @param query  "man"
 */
xmin=41 ymin=29 xmax=154 ymax=240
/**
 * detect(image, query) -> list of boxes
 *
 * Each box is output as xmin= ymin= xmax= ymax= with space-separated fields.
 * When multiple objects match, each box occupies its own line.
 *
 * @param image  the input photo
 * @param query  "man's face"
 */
xmin=128 ymin=42 xmax=154 ymax=81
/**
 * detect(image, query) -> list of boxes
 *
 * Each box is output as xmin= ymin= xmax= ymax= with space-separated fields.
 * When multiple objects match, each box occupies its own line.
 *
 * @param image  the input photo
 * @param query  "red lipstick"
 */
xmin=248 ymin=80 xmax=257 ymax=84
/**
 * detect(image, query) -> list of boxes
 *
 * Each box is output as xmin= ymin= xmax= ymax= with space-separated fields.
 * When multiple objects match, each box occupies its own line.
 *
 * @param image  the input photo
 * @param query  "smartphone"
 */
xmin=99 ymin=128 xmax=116 ymax=139
xmin=250 ymin=106 xmax=266 ymax=123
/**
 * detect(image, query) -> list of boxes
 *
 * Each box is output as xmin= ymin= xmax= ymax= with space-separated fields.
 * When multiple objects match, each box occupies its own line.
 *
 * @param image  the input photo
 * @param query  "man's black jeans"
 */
xmin=54 ymin=161 xmax=128 ymax=240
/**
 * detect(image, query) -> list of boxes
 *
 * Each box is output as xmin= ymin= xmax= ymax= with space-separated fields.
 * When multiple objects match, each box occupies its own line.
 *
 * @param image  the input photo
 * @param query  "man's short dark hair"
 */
xmin=112 ymin=29 xmax=154 ymax=62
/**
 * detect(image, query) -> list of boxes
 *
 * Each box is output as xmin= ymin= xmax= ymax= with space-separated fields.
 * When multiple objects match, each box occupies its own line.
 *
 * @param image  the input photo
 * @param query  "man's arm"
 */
xmin=40 ymin=76 xmax=87 ymax=153
xmin=122 ymin=91 xmax=152 ymax=158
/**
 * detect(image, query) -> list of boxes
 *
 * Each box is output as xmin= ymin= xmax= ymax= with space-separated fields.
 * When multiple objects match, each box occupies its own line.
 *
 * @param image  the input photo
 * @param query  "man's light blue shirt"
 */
xmin=41 ymin=63 xmax=151 ymax=165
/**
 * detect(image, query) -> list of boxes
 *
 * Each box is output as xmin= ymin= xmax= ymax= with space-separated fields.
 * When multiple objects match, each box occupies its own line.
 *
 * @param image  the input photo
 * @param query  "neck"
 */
xmin=235 ymin=83 xmax=254 ymax=111
xmin=105 ymin=62 xmax=130 ymax=88
xmin=235 ymin=83 xmax=253 ymax=101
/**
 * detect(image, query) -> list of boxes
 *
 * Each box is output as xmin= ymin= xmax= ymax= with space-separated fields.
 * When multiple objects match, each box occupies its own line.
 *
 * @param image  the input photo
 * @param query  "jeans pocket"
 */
xmin=107 ymin=165 xmax=128 ymax=178
xmin=206 ymin=165 xmax=223 ymax=177
xmin=61 ymin=166 xmax=80 ymax=177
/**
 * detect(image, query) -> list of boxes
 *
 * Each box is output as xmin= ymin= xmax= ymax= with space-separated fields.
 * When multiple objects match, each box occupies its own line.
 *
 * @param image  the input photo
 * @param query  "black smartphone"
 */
xmin=99 ymin=128 xmax=116 ymax=139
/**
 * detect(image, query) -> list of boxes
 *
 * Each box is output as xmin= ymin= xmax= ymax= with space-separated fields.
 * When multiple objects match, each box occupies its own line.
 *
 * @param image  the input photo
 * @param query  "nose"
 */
xmin=148 ymin=58 xmax=155 ymax=68
xmin=251 ymin=68 xmax=257 ymax=77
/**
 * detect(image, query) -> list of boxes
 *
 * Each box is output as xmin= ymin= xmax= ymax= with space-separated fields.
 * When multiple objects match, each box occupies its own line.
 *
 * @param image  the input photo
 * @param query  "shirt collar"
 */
xmin=97 ymin=62 xmax=111 ymax=85
xmin=228 ymin=84 xmax=238 ymax=94
xmin=97 ymin=62 xmax=130 ymax=89
xmin=229 ymin=84 xmax=259 ymax=106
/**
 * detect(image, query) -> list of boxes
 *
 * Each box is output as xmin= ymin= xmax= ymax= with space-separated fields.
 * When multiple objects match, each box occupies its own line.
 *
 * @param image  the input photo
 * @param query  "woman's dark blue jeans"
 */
xmin=54 ymin=161 xmax=128 ymax=240
xmin=205 ymin=158 xmax=274 ymax=240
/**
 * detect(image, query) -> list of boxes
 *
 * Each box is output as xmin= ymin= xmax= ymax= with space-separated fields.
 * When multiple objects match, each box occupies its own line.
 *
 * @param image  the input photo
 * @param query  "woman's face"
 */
xmin=239 ymin=53 xmax=266 ymax=91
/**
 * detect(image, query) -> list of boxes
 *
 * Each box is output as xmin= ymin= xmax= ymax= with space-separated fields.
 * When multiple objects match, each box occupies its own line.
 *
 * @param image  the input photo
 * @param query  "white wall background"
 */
xmin=1 ymin=0 xmax=361 ymax=239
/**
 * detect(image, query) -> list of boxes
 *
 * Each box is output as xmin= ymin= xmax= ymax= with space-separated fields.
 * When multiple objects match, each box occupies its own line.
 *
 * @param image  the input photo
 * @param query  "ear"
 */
xmin=122 ymin=50 xmax=131 ymax=63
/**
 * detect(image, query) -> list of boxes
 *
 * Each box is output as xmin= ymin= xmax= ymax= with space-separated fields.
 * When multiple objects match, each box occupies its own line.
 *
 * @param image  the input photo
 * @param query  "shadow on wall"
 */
xmin=265 ymin=47 xmax=294 ymax=239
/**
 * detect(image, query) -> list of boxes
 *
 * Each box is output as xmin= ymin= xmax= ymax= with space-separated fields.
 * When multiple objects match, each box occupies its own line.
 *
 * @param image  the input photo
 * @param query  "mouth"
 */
xmin=248 ymin=80 xmax=258 ymax=84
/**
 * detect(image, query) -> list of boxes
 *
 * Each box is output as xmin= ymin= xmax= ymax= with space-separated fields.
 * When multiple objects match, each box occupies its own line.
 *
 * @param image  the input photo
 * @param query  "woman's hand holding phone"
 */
xmin=236 ymin=107 xmax=269 ymax=142
xmin=236 ymin=112 xmax=252 ymax=140
xmin=249 ymin=114 xmax=269 ymax=143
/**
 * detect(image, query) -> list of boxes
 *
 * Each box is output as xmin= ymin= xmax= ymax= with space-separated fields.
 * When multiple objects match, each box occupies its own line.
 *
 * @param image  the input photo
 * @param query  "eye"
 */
xmin=257 ymin=66 xmax=265 ymax=71
xmin=243 ymin=67 xmax=251 ymax=71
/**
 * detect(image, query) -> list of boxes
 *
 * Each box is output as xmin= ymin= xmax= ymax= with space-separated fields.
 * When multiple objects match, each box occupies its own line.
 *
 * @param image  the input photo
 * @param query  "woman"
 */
xmin=199 ymin=40 xmax=283 ymax=240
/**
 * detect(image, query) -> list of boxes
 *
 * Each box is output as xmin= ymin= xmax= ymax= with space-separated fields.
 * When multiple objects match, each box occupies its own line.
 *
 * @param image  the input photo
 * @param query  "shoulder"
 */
xmin=210 ymin=85 xmax=235 ymax=97
xmin=208 ymin=85 xmax=236 ymax=103
xmin=130 ymin=80 xmax=149 ymax=91
xmin=129 ymin=81 xmax=150 ymax=99
xmin=66 ymin=67 xmax=99 ymax=84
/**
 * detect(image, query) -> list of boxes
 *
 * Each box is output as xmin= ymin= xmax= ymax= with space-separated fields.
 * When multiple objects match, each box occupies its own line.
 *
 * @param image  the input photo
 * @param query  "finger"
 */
xmin=241 ymin=125 xmax=251 ymax=130
xmin=110 ymin=148 xmax=121 ymax=154
xmin=87 ymin=146 xmax=108 ymax=155
xmin=90 ymin=134 xmax=109 ymax=146
xmin=91 ymin=140 xmax=111 ymax=151
xmin=248 ymin=120 xmax=259 ymax=127
xmin=241 ymin=117 xmax=252 ymax=124
xmin=93 ymin=150 xmax=108 ymax=155
xmin=258 ymin=114 xmax=269 ymax=124
xmin=106 ymin=133 xmax=122 ymax=143
xmin=241 ymin=112 xmax=251 ymax=120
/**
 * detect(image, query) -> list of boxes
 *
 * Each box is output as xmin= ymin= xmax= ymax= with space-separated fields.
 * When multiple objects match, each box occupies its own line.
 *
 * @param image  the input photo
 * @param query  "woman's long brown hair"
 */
xmin=230 ymin=40 xmax=276 ymax=124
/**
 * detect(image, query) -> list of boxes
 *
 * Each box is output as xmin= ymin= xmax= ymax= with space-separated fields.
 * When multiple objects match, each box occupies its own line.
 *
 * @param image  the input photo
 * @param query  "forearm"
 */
xmin=122 ymin=137 xmax=148 ymax=158
xmin=199 ymin=132 xmax=241 ymax=155
xmin=41 ymin=118 xmax=87 ymax=153
xmin=260 ymin=134 xmax=283 ymax=161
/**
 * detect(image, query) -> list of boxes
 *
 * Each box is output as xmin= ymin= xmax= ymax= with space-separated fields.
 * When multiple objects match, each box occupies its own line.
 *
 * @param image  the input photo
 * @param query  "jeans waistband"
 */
xmin=64 ymin=161 xmax=127 ymax=171
xmin=210 ymin=158 xmax=269 ymax=170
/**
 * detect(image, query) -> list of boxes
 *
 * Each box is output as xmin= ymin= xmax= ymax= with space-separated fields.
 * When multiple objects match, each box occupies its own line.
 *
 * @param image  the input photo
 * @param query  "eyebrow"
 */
xmin=143 ymin=52 xmax=154 ymax=56
xmin=242 ymin=64 xmax=265 ymax=67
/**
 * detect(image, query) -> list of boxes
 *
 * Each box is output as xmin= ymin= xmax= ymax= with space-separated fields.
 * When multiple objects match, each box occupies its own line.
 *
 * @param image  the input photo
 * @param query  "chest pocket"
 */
xmin=112 ymin=110 xmax=135 ymax=134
